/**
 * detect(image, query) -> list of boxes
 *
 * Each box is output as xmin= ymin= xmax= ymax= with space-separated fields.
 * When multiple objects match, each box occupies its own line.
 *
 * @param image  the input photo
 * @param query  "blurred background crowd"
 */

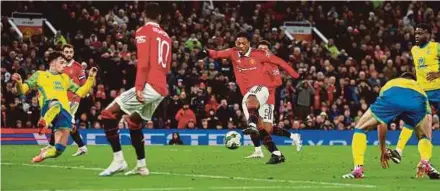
xmin=1 ymin=1 xmax=439 ymax=130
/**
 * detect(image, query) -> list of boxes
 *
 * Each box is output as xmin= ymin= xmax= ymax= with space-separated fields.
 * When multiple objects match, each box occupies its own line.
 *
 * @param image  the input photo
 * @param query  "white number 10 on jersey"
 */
xmin=156 ymin=37 xmax=170 ymax=69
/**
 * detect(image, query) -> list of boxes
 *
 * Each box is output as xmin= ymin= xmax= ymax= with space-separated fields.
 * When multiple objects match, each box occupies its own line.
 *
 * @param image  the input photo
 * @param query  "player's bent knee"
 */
xmin=101 ymin=110 xmax=117 ymax=120
xmin=246 ymin=95 xmax=260 ymax=109
xmin=125 ymin=116 xmax=142 ymax=130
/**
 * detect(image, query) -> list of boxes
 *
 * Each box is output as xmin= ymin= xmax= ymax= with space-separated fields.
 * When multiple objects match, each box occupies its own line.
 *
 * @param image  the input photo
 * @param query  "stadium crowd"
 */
xmin=1 ymin=1 xmax=439 ymax=130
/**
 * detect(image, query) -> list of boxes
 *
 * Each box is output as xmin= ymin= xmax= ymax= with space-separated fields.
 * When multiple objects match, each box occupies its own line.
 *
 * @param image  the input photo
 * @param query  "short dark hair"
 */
xmin=48 ymin=51 xmax=66 ymax=63
xmin=258 ymin=40 xmax=271 ymax=48
xmin=145 ymin=3 xmax=160 ymax=20
xmin=400 ymin=72 xmax=416 ymax=80
xmin=416 ymin=23 xmax=431 ymax=34
xmin=62 ymin=44 xmax=74 ymax=51
xmin=236 ymin=31 xmax=250 ymax=41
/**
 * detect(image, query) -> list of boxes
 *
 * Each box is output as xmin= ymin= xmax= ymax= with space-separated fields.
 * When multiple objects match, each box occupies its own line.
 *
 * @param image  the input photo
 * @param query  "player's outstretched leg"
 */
xmin=273 ymin=125 xmax=302 ymax=151
xmin=245 ymin=133 xmax=264 ymax=159
xmin=342 ymin=109 xmax=380 ymax=179
xmin=259 ymin=129 xmax=284 ymax=164
xmin=124 ymin=113 xmax=149 ymax=176
xmin=71 ymin=126 xmax=88 ymax=157
xmin=388 ymin=125 xmax=413 ymax=164
xmin=99 ymin=104 xmax=128 ymax=176
xmin=42 ymin=132 xmax=56 ymax=152
xmin=32 ymin=129 xmax=70 ymax=163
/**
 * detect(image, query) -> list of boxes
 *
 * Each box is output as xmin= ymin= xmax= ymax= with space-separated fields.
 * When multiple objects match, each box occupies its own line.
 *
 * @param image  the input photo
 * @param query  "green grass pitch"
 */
xmin=1 ymin=145 xmax=439 ymax=191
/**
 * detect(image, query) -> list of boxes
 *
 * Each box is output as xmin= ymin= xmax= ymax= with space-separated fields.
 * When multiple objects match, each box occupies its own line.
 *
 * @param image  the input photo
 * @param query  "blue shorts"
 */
xmin=370 ymin=87 xmax=428 ymax=129
xmin=426 ymin=89 xmax=440 ymax=112
xmin=41 ymin=100 xmax=72 ymax=131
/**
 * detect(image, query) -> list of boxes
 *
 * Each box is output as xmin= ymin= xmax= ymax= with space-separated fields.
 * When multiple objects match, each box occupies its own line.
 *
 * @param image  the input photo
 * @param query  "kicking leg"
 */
xmin=32 ymin=129 xmax=70 ymax=163
xmin=243 ymin=95 xmax=261 ymax=134
xmin=124 ymin=112 xmax=149 ymax=176
xmin=99 ymin=102 xmax=128 ymax=176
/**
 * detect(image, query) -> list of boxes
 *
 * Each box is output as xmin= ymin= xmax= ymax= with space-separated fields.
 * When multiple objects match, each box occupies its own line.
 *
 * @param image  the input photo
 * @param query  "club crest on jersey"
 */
xmin=249 ymin=58 xmax=255 ymax=65
xmin=136 ymin=36 xmax=146 ymax=44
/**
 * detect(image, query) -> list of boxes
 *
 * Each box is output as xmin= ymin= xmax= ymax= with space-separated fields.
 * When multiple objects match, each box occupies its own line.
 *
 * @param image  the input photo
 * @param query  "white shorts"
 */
xmin=109 ymin=83 xmax=164 ymax=121
xmin=242 ymin=85 xmax=273 ymax=124
xmin=69 ymin=101 xmax=80 ymax=124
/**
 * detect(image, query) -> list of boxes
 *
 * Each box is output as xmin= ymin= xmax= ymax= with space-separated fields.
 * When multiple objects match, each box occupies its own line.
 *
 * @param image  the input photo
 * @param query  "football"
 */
xmin=224 ymin=131 xmax=242 ymax=149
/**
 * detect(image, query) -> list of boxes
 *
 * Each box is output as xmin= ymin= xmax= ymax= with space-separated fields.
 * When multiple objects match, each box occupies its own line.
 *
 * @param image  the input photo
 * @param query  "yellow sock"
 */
xmin=43 ymin=103 xmax=61 ymax=124
xmin=43 ymin=147 xmax=57 ymax=159
xmin=352 ymin=131 xmax=367 ymax=166
xmin=396 ymin=126 xmax=413 ymax=154
xmin=418 ymin=138 xmax=432 ymax=161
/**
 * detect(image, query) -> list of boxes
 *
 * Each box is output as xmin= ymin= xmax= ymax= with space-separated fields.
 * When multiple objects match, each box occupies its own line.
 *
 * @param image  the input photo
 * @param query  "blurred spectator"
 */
xmin=168 ymin=132 xmax=184 ymax=145
xmin=295 ymin=80 xmax=315 ymax=120
xmin=175 ymin=102 xmax=197 ymax=129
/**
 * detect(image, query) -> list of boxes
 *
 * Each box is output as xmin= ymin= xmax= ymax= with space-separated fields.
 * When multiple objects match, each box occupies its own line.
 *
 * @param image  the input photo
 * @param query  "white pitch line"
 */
xmin=8 ymin=188 xmax=194 ymax=191
xmin=1 ymin=162 xmax=376 ymax=188
xmin=208 ymin=186 xmax=342 ymax=190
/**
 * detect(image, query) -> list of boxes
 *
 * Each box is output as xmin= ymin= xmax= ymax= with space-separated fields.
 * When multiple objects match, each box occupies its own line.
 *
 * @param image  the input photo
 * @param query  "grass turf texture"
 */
xmin=1 ymin=145 xmax=439 ymax=191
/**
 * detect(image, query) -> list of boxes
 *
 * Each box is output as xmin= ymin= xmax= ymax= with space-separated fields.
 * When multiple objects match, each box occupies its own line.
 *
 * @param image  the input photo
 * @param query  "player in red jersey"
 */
xmin=198 ymin=32 xmax=300 ymax=164
xmin=99 ymin=3 xmax=171 ymax=176
xmin=245 ymin=40 xmax=302 ymax=159
xmin=42 ymin=44 xmax=88 ymax=156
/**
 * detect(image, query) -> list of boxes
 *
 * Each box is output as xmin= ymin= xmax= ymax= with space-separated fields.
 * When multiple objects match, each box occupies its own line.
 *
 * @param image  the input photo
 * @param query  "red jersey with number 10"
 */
xmin=64 ymin=60 xmax=86 ymax=103
xmin=135 ymin=22 xmax=171 ymax=96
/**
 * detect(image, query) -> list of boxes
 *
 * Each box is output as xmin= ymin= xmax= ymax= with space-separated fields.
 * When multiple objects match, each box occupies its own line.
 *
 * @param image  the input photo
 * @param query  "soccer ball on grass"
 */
xmin=224 ymin=131 xmax=241 ymax=149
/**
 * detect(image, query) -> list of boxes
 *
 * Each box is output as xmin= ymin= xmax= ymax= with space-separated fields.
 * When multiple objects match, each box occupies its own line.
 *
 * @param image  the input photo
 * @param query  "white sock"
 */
xmin=137 ymin=158 xmax=146 ymax=167
xmin=113 ymin=151 xmax=124 ymax=161
xmin=79 ymin=146 xmax=87 ymax=150
xmin=290 ymin=133 xmax=297 ymax=140
xmin=255 ymin=146 xmax=262 ymax=153
xmin=272 ymin=150 xmax=281 ymax=156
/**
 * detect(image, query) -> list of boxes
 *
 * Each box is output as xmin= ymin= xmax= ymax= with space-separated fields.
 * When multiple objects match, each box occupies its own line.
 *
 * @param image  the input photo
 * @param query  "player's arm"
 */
xmin=266 ymin=54 xmax=299 ymax=79
xmin=78 ymin=67 xmax=87 ymax=85
xmin=206 ymin=48 xmax=233 ymax=60
xmin=69 ymin=68 xmax=97 ymax=98
xmin=13 ymin=72 xmax=39 ymax=95
xmin=134 ymin=29 xmax=151 ymax=103
xmin=426 ymin=43 xmax=440 ymax=81
xmin=378 ymin=124 xmax=389 ymax=169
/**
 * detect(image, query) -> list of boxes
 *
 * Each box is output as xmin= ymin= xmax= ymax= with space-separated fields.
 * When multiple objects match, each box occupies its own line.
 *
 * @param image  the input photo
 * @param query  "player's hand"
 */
xmin=88 ymin=67 xmax=98 ymax=78
xmin=427 ymin=72 xmax=440 ymax=81
xmin=380 ymin=150 xmax=390 ymax=169
xmin=197 ymin=49 xmax=209 ymax=59
xmin=11 ymin=73 xmax=22 ymax=83
xmin=136 ymin=89 xmax=144 ymax=103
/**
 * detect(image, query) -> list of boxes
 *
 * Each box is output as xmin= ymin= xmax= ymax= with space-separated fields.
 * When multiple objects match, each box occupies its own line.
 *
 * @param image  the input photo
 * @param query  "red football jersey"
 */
xmin=262 ymin=63 xmax=282 ymax=105
xmin=208 ymin=48 xmax=299 ymax=96
xmin=64 ymin=60 xmax=86 ymax=103
xmin=135 ymin=22 xmax=171 ymax=96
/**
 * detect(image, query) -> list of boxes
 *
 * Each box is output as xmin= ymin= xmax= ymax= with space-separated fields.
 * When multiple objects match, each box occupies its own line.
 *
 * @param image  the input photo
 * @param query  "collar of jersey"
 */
xmin=419 ymin=41 xmax=429 ymax=49
xmin=145 ymin=22 xmax=160 ymax=27
xmin=238 ymin=48 xmax=252 ymax=58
